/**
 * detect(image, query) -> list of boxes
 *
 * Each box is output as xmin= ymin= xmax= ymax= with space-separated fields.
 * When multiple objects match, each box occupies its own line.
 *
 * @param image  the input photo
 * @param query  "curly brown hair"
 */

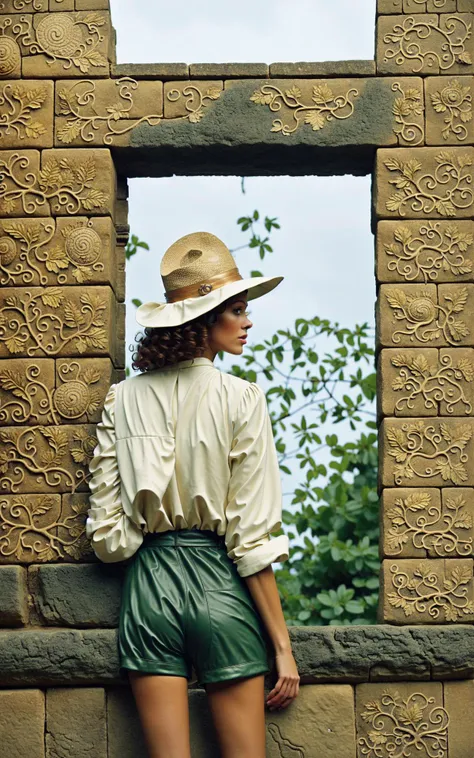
xmin=130 ymin=300 xmax=229 ymax=372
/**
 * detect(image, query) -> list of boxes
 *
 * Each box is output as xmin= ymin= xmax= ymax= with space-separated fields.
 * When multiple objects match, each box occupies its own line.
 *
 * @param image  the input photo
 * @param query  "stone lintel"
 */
xmin=111 ymin=63 xmax=189 ymax=80
xmin=190 ymin=63 xmax=269 ymax=78
xmin=269 ymin=60 xmax=376 ymax=77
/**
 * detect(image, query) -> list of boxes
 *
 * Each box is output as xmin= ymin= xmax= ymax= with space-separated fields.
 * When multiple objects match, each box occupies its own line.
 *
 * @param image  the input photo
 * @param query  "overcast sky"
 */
xmin=109 ymin=1 xmax=378 ymax=525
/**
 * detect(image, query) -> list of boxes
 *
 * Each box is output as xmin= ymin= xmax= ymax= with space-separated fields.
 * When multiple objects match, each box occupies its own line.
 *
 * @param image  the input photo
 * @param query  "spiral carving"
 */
xmin=406 ymin=297 xmax=437 ymax=323
xmin=35 ymin=15 xmax=83 ymax=58
xmin=0 ymin=236 xmax=17 ymax=266
xmin=53 ymin=381 xmax=90 ymax=419
xmin=0 ymin=36 xmax=21 ymax=76
xmin=64 ymin=227 xmax=101 ymax=266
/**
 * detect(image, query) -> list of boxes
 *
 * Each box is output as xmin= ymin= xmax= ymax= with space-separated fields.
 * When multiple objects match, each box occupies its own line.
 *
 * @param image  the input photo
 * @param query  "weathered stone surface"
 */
xmin=376 ymin=220 xmax=474 ymax=284
xmin=406 ymin=0 xmax=457 ymax=10
xmin=76 ymin=0 xmax=110 ymax=8
xmin=50 ymin=0 xmax=74 ymax=10
xmin=380 ymin=487 xmax=474 ymax=558
xmin=0 ymin=565 xmax=27 ymax=625
xmin=444 ymin=679 xmax=474 ymax=757
xmin=22 ymin=12 xmax=112 ymax=79
xmin=29 ymin=563 xmax=122 ymax=626
xmin=111 ymin=62 xmax=189 ymax=79
xmin=40 ymin=148 xmax=117 ymax=216
xmin=439 ymin=348 xmax=474 ymax=414
xmin=0 ymin=423 xmax=97 ymax=493
xmin=0 ymin=625 xmax=472 ymax=686
xmin=379 ymin=417 xmax=474 ymax=486
xmin=374 ymin=147 xmax=474 ymax=220
xmin=0 ymin=80 xmax=53 ymax=148
xmin=0 ymin=0 xmax=47 ymax=10
xmin=0 ymin=492 xmax=94 ymax=563
xmin=377 ymin=348 xmax=439 ymax=417
xmin=377 ymin=13 xmax=473 ymax=75
xmin=425 ymin=76 xmax=473 ymax=145
xmin=376 ymin=283 xmax=442 ymax=347
xmin=458 ymin=0 xmax=474 ymax=10
xmin=107 ymin=687 xmax=153 ymax=758
xmin=0 ymin=216 xmax=117 ymax=289
xmin=439 ymin=284 xmax=474 ymax=346
xmin=380 ymin=557 xmax=474 ymax=623
xmin=190 ymin=63 xmax=269 ymax=78
xmin=356 ymin=682 xmax=446 ymax=758
xmin=0 ymin=629 xmax=120 ymax=685
xmin=0 ymin=358 xmax=55 ymax=425
xmin=163 ymin=79 xmax=223 ymax=119
xmin=0 ymin=149 xmax=46 ymax=216
xmin=269 ymin=60 xmax=376 ymax=77
xmin=54 ymin=78 xmax=163 ymax=147
xmin=0 ymin=285 xmax=118 ymax=359
xmin=0 ymin=15 xmax=27 ymax=79
xmin=0 ymin=690 xmax=44 ymax=758
xmin=46 ymin=688 xmax=107 ymax=758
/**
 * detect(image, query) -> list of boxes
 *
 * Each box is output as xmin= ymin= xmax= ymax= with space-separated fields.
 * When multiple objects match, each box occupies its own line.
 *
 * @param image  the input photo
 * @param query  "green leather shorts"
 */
xmin=118 ymin=528 xmax=271 ymax=687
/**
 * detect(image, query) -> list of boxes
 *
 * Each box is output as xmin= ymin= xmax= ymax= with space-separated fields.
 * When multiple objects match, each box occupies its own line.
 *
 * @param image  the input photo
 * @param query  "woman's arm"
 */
xmin=243 ymin=565 xmax=291 ymax=653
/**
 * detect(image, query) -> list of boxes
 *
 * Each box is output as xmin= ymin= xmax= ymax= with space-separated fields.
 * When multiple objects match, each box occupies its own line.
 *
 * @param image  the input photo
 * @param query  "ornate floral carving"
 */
xmin=384 ymin=222 xmax=473 ymax=282
xmin=392 ymin=82 xmax=424 ymax=146
xmin=387 ymin=561 xmax=474 ymax=621
xmin=0 ymin=83 xmax=47 ymax=141
xmin=431 ymin=78 xmax=472 ymax=142
xmin=0 ymin=361 xmax=103 ymax=424
xmin=0 ymin=16 xmax=31 ymax=76
xmin=0 ymin=219 xmax=104 ymax=286
xmin=0 ymin=0 xmax=47 ymax=9
xmin=0 ymin=153 xmax=110 ymax=215
xmin=383 ymin=15 xmax=472 ymax=72
xmin=358 ymin=689 xmax=449 ymax=757
xmin=386 ymin=419 xmax=472 ymax=485
xmin=383 ymin=151 xmax=473 ymax=218
xmin=249 ymin=83 xmax=359 ymax=136
xmin=23 ymin=12 xmax=107 ymax=74
xmin=0 ymin=425 xmax=95 ymax=493
xmin=0 ymin=288 xmax=107 ymax=356
xmin=385 ymin=286 xmax=469 ymax=346
xmin=0 ymin=493 xmax=91 ymax=562
xmin=390 ymin=352 xmax=473 ymax=415
xmin=165 ymin=84 xmax=221 ymax=123
xmin=57 ymin=78 xmax=164 ymax=145
xmin=386 ymin=490 xmax=473 ymax=557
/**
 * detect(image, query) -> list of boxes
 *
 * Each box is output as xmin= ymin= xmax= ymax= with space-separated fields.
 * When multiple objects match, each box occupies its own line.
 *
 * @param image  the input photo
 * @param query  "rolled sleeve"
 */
xmin=85 ymin=382 xmax=144 ymax=563
xmin=225 ymin=382 xmax=289 ymax=578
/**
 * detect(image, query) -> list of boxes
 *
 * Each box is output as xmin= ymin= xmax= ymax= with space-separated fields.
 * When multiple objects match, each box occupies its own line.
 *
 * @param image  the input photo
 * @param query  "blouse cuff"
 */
xmin=233 ymin=534 xmax=289 ymax=578
xmin=85 ymin=505 xmax=143 ymax=563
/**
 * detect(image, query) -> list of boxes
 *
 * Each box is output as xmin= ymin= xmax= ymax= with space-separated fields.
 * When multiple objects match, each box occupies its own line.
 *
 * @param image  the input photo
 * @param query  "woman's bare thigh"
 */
xmin=205 ymin=674 xmax=266 ymax=758
xmin=128 ymin=671 xmax=191 ymax=758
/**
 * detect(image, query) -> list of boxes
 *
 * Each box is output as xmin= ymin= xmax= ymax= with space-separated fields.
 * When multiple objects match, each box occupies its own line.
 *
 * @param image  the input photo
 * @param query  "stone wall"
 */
xmin=0 ymin=0 xmax=473 ymax=754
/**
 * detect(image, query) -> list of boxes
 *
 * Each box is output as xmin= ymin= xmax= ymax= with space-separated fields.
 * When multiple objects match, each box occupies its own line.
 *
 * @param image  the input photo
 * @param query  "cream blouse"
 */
xmin=85 ymin=356 xmax=289 ymax=577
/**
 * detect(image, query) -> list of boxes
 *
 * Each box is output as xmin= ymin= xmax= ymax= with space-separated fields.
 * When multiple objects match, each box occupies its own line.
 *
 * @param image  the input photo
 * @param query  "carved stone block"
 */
xmin=380 ymin=558 xmax=474 ymax=622
xmin=381 ymin=486 xmax=474 ymax=557
xmin=444 ymin=680 xmax=474 ymax=758
xmin=46 ymin=689 xmax=107 ymax=758
xmin=55 ymin=357 xmax=119 ymax=423
xmin=0 ymin=14 xmax=31 ymax=79
xmin=0 ymin=149 xmax=47 ymax=216
xmin=377 ymin=348 xmax=440 ymax=416
xmin=374 ymin=147 xmax=474 ymax=219
xmin=0 ymin=423 xmax=97 ymax=494
xmin=387 ymin=77 xmax=425 ymax=147
xmin=21 ymin=12 xmax=112 ymax=79
xmin=376 ymin=283 xmax=447 ymax=348
xmin=75 ymin=0 xmax=110 ymax=8
xmin=406 ymin=0 xmax=457 ymax=10
xmin=439 ymin=347 xmax=474 ymax=414
xmin=376 ymin=220 xmax=474 ymax=284
xmin=164 ymin=80 xmax=223 ymax=120
xmin=377 ymin=0 xmax=404 ymax=12
xmin=425 ymin=76 xmax=473 ymax=145
xmin=0 ymin=565 xmax=27 ymax=625
xmin=356 ymin=682 xmax=447 ymax=758
xmin=49 ymin=0 xmax=74 ymax=11
xmin=0 ymin=216 xmax=117 ymax=289
xmin=0 ymin=80 xmax=53 ymax=148
xmin=458 ymin=0 xmax=474 ymax=10
xmin=0 ymin=286 xmax=117 ymax=360
xmin=379 ymin=417 xmax=474 ymax=486
xmin=377 ymin=13 xmax=473 ymax=75
xmin=0 ymin=690 xmax=44 ymax=758
xmin=40 ymin=148 xmax=116 ymax=217
xmin=0 ymin=0 xmax=47 ymax=11
xmin=54 ymin=78 xmax=163 ymax=147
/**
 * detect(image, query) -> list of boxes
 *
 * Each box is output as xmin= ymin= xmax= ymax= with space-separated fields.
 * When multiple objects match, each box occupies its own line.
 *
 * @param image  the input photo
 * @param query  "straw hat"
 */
xmin=135 ymin=231 xmax=284 ymax=328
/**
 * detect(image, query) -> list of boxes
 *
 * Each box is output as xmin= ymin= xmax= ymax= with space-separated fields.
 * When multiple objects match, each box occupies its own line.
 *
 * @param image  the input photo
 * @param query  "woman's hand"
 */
xmin=265 ymin=648 xmax=300 ymax=711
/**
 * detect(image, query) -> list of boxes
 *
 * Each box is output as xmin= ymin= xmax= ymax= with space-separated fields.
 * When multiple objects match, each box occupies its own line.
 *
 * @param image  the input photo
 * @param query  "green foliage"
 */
xmin=126 ymin=190 xmax=379 ymax=626
xmin=125 ymin=234 xmax=149 ymax=261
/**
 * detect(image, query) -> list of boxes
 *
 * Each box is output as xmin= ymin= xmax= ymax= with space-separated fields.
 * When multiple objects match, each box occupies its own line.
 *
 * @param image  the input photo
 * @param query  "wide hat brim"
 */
xmin=135 ymin=275 xmax=284 ymax=329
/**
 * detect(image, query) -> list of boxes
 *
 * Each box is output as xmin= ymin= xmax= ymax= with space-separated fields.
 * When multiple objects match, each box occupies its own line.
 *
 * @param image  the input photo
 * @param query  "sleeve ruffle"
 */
xmin=225 ymin=382 xmax=289 ymax=578
xmin=85 ymin=383 xmax=144 ymax=563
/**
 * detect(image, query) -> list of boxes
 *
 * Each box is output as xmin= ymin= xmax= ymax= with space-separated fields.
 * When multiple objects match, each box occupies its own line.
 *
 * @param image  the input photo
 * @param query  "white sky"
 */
xmin=110 ymin=1 xmax=378 ymax=530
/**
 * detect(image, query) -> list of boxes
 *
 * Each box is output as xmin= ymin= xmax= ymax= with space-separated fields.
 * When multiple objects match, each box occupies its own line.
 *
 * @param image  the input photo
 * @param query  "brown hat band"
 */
xmin=164 ymin=267 xmax=243 ymax=303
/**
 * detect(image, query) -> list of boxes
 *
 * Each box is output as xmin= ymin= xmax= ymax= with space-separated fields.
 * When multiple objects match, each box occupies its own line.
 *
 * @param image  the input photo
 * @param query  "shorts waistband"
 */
xmin=142 ymin=528 xmax=226 ymax=548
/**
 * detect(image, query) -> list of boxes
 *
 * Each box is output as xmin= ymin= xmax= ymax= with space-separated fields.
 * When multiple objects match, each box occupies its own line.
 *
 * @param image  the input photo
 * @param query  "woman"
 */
xmin=86 ymin=231 xmax=300 ymax=758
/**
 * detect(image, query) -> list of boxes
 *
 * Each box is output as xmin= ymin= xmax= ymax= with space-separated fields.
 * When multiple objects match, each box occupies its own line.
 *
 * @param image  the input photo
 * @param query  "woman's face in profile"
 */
xmin=207 ymin=293 xmax=253 ymax=356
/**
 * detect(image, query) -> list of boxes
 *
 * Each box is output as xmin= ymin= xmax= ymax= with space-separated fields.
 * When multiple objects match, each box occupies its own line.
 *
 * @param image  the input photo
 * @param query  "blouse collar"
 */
xmin=172 ymin=357 xmax=216 ymax=370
